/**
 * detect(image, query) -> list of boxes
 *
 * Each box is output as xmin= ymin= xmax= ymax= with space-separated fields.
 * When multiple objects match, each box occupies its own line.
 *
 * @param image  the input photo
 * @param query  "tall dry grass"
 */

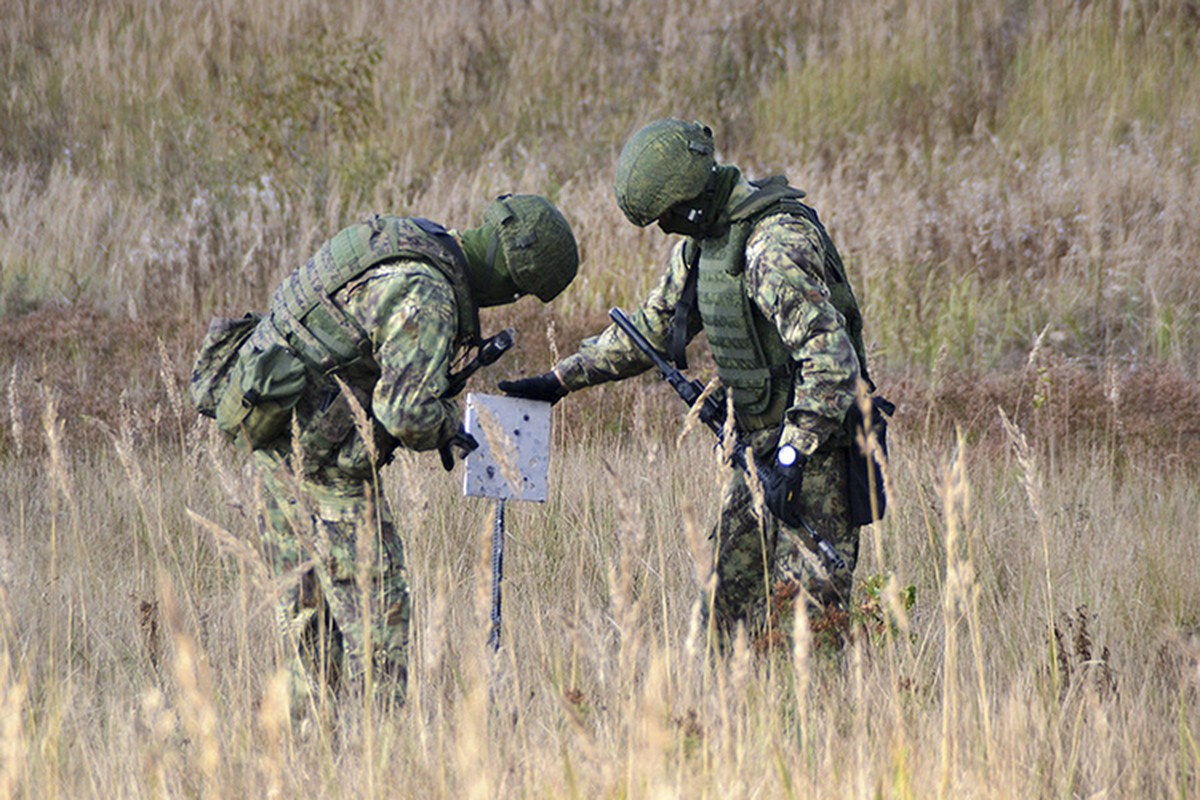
xmin=1 ymin=352 xmax=1198 ymax=797
xmin=2 ymin=0 xmax=1200 ymax=796
xmin=1 ymin=0 xmax=1197 ymax=376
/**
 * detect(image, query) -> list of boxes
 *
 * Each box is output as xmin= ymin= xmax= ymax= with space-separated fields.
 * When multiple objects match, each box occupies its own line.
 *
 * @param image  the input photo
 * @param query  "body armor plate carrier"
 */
xmin=687 ymin=177 xmax=871 ymax=431
xmin=269 ymin=215 xmax=479 ymax=375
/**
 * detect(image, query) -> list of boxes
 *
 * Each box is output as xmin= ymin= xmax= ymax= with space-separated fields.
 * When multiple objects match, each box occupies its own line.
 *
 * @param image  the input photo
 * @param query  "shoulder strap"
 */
xmin=727 ymin=175 xmax=807 ymax=224
xmin=729 ymin=177 xmax=876 ymax=391
xmin=667 ymin=238 xmax=700 ymax=369
xmin=410 ymin=217 xmax=481 ymax=345
xmin=269 ymin=215 xmax=481 ymax=373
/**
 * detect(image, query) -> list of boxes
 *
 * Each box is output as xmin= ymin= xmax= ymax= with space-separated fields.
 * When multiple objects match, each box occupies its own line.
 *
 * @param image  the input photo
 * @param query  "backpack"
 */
xmin=189 ymin=314 xmax=308 ymax=449
xmin=213 ymin=342 xmax=308 ymax=448
xmin=188 ymin=314 xmax=261 ymax=418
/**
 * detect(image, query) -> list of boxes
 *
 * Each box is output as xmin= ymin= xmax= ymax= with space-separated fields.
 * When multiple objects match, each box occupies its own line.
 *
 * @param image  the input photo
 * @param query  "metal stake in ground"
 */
xmin=487 ymin=499 xmax=506 ymax=652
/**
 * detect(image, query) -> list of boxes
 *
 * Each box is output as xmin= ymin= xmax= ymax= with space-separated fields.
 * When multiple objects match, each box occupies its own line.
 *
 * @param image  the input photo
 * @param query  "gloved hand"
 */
xmin=761 ymin=444 xmax=807 ymax=528
xmin=438 ymin=425 xmax=479 ymax=471
xmin=497 ymin=372 xmax=568 ymax=405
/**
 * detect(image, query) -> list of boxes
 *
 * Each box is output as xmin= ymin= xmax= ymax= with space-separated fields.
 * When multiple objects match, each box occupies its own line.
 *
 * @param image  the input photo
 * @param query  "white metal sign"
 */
xmin=462 ymin=393 xmax=552 ymax=502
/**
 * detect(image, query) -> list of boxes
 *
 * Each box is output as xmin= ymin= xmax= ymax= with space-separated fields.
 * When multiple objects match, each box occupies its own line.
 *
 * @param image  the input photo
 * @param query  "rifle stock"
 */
xmin=445 ymin=328 xmax=515 ymax=398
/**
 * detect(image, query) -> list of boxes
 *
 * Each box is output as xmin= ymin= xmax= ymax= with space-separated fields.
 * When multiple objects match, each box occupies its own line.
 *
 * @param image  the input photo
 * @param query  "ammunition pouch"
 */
xmin=214 ymin=343 xmax=308 ymax=449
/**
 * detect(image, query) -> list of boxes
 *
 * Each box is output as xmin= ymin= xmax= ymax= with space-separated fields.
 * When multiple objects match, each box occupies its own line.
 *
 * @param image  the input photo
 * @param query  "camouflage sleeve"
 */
xmin=744 ymin=213 xmax=861 ymax=456
xmin=343 ymin=262 xmax=461 ymax=451
xmin=555 ymin=241 xmax=702 ymax=391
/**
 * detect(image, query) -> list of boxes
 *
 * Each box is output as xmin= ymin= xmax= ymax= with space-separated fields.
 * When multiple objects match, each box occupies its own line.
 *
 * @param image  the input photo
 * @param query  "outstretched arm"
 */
xmin=553 ymin=241 xmax=703 ymax=392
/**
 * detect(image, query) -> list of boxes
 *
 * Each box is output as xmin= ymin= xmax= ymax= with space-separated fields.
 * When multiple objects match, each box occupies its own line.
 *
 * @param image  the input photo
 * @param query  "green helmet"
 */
xmin=614 ymin=119 xmax=716 ymax=227
xmin=482 ymin=194 xmax=579 ymax=302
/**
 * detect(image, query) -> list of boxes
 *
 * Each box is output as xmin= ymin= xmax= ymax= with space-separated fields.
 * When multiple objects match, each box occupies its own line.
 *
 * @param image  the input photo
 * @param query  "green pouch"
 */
xmin=215 ymin=343 xmax=309 ymax=448
xmin=295 ymin=384 xmax=358 ymax=461
xmin=188 ymin=313 xmax=262 ymax=418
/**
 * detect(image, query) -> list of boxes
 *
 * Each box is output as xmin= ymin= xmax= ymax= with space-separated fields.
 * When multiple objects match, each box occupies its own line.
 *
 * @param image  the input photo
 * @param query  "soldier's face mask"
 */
xmin=655 ymin=164 xmax=741 ymax=239
xmin=656 ymin=201 xmax=712 ymax=237
xmin=461 ymin=223 xmax=523 ymax=307
xmin=655 ymin=168 xmax=724 ymax=238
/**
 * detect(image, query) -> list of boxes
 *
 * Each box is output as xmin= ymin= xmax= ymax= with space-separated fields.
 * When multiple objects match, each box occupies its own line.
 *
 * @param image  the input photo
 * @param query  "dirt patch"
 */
xmin=887 ymin=356 xmax=1200 ymax=468
xmin=2 ymin=304 xmax=1197 ymax=470
xmin=1 ymin=305 xmax=204 ymax=455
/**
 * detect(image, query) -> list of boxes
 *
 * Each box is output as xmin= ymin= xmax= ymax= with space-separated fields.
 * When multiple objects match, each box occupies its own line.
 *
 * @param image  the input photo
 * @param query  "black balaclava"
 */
xmin=655 ymin=164 xmax=741 ymax=239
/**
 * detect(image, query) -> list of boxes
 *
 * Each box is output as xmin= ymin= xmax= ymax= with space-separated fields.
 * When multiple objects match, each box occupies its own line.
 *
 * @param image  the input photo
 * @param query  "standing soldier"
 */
xmin=501 ymin=120 xmax=886 ymax=649
xmin=190 ymin=195 xmax=578 ymax=716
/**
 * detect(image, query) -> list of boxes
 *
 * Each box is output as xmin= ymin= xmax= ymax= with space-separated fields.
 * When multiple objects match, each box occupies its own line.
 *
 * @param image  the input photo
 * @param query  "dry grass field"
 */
xmin=2 ymin=0 xmax=1199 ymax=797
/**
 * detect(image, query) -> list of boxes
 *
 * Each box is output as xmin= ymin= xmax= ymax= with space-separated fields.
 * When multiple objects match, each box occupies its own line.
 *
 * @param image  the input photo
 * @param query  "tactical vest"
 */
xmin=691 ymin=179 xmax=871 ymax=432
xmin=268 ymin=215 xmax=480 ymax=374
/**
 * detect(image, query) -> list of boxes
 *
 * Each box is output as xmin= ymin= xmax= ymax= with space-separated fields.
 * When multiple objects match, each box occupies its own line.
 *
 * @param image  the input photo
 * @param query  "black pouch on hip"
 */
xmin=845 ymin=396 xmax=895 ymax=525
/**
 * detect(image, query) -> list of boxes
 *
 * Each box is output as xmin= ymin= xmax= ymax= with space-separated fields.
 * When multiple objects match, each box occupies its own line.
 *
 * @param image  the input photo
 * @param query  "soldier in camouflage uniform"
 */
xmin=196 ymin=195 xmax=578 ymax=716
xmin=501 ymin=121 xmax=881 ymax=648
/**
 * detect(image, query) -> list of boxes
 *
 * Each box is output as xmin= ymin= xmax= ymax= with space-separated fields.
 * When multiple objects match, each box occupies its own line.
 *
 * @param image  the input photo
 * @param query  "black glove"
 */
xmin=497 ymin=372 xmax=568 ymax=405
xmin=761 ymin=445 xmax=807 ymax=528
xmin=438 ymin=425 xmax=479 ymax=471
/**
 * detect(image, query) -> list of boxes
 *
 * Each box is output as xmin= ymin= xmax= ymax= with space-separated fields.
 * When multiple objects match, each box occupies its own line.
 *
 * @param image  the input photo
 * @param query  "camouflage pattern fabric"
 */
xmin=613 ymin=119 xmax=716 ymax=227
xmin=552 ymin=175 xmax=862 ymax=644
xmin=712 ymin=440 xmax=857 ymax=650
xmin=245 ymin=259 xmax=467 ymax=471
xmin=255 ymin=449 xmax=410 ymax=714
xmin=483 ymin=194 xmax=580 ymax=301
xmin=247 ymin=257 xmax=472 ymax=711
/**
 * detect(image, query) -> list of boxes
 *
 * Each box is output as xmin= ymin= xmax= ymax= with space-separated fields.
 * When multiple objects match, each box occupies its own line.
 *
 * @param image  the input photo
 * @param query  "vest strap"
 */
xmin=269 ymin=215 xmax=480 ymax=375
xmin=667 ymin=241 xmax=700 ymax=369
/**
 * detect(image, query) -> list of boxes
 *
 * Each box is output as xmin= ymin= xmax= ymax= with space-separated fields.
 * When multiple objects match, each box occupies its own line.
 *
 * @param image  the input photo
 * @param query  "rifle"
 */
xmin=438 ymin=328 xmax=516 ymax=471
xmin=445 ymin=328 xmax=515 ymax=399
xmin=608 ymin=309 xmax=728 ymax=437
xmin=608 ymin=307 xmax=846 ymax=572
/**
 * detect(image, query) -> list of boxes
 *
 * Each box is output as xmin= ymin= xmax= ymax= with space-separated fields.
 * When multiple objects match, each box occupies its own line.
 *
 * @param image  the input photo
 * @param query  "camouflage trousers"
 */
xmin=253 ymin=449 xmax=411 ymax=717
xmin=709 ymin=447 xmax=859 ymax=651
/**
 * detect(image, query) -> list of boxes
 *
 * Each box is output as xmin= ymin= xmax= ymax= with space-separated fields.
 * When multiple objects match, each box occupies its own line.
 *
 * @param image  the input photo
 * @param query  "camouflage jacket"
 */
xmin=248 ymin=257 xmax=470 ymax=477
xmin=554 ymin=180 xmax=861 ymax=457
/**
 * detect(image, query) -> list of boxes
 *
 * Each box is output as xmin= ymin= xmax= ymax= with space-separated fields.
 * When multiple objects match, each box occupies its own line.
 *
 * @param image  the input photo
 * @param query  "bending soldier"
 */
xmin=191 ymin=195 xmax=578 ymax=716
xmin=501 ymin=120 xmax=884 ymax=649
